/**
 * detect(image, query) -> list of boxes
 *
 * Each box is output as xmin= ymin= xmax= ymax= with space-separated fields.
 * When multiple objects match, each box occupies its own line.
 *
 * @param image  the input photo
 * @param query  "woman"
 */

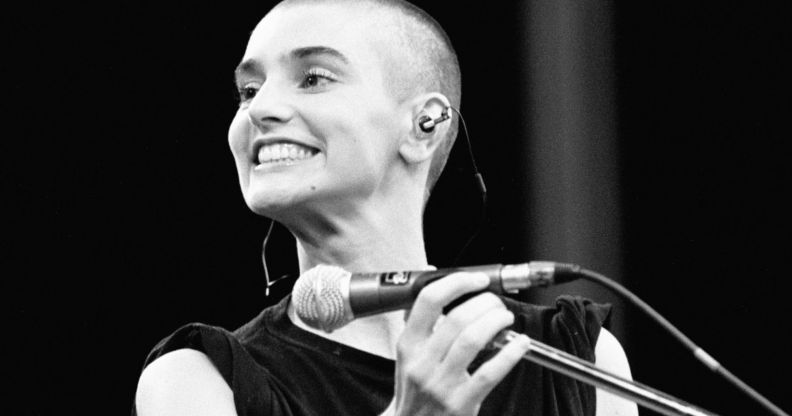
xmin=134 ymin=1 xmax=636 ymax=415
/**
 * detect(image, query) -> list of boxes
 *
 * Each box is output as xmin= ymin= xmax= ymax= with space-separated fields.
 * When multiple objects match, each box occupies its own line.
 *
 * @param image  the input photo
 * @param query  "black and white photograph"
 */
xmin=3 ymin=1 xmax=789 ymax=415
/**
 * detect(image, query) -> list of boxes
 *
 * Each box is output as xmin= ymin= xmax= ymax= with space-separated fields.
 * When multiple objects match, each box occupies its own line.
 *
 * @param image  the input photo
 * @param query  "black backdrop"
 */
xmin=3 ymin=2 xmax=789 ymax=415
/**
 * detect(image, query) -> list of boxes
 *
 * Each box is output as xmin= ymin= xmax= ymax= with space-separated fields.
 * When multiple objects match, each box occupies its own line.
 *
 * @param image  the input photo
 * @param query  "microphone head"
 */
xmin=291 ymin=264 xmax=353 ymax=333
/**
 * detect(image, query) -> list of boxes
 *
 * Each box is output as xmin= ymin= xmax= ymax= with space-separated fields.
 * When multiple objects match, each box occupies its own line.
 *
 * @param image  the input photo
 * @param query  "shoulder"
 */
xmin=503 ymin=296 xmax=637 ymax=415
xmin=503 ymin=295 xmax=611 ymax=349
xmin=135 ymin=348 xmax=237 ymax=416
xmin=594 ymin=328 xmax=630 ymax=376
xmin=594 ymin=329 xmax=638 ymax=416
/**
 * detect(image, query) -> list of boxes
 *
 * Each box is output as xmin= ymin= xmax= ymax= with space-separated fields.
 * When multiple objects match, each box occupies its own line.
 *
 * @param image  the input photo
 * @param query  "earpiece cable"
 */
xmin=261 ymin=219 xmax=292 ymax=297
xmin=450 ymin=106 xmax=488 ymax=265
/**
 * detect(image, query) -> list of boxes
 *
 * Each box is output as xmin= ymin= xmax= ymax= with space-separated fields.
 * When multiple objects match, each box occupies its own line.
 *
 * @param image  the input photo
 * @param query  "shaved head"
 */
xmin=273 ymin=0 xmax=462 ymax=199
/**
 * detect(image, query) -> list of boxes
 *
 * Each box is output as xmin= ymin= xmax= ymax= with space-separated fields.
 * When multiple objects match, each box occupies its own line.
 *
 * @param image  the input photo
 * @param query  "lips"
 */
xmin=253 ymin=140 xmax=319 ymax=167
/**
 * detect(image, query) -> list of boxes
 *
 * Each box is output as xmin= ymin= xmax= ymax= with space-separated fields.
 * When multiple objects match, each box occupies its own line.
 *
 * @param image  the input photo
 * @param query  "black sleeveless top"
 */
xmin=134 ymin=295 xmax=611 ymax=416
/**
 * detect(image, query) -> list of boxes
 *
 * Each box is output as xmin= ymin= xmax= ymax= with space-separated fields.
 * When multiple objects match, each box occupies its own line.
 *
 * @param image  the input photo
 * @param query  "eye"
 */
xmin=235 ymin=79 xmax=261 ymax=106
xmin=300 ymin=68 xmax=336 ymax=90
xmin=236 ymin=82 xmax=260 ymax=105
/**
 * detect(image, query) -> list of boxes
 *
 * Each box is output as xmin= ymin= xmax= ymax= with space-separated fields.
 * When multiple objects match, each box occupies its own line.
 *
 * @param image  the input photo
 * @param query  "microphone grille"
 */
xmin=291 ymin=264 xmax=351 ymax=333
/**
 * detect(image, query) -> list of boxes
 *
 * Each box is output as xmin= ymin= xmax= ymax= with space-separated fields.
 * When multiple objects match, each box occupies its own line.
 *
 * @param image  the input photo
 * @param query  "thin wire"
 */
xmin=261 ymin=219 xmax=291 ymax=297
xmin=577 ymin=268 xmax=789 ymax=416
xmin=451 ymin=107 xmax=482 ymax=178
xmin=449 ymin=106 xmax=488 ymax=266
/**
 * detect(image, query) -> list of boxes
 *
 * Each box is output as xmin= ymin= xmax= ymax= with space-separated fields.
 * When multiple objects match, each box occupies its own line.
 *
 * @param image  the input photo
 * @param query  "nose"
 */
xmin=247 ymin=83 xmax=295 ymax=131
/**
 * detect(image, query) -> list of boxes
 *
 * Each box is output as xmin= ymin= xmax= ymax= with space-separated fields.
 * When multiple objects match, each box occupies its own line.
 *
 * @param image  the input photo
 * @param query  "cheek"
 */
xmin=358 ymin=105 xmax=402 ymax=163
xmin=318 ymin=98 xmax=398 ymax=154
xmin=228 ymin=111 xmax=251 ymax=160
xmin=227 ymin=111 xmax=253 ymax=190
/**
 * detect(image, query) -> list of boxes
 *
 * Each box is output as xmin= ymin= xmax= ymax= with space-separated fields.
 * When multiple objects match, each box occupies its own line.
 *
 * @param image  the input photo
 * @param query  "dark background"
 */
xmin=3 ymin=2 xmax=789 ymax=415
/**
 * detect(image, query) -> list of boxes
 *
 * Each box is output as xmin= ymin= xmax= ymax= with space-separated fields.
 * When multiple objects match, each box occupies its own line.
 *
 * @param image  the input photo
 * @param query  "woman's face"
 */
xmin=228 ymin=4 xmax=411 ymax=221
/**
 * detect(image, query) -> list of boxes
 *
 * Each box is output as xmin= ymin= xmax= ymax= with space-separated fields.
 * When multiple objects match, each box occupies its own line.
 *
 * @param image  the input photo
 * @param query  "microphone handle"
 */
xmin=348 ymin=264 xmax=507 ymax=318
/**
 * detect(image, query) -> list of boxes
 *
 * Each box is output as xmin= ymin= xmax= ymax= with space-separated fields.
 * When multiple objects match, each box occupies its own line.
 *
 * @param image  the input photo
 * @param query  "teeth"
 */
xmin=257 ymin=142 xmax=317 ymax=165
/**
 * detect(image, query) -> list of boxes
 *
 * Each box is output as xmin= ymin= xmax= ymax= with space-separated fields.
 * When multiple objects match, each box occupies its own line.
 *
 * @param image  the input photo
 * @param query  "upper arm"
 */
xmin=594 ymin=328 xmax=639 ymax=416
xmin=135 ymin=348 xmax=237 ymax=416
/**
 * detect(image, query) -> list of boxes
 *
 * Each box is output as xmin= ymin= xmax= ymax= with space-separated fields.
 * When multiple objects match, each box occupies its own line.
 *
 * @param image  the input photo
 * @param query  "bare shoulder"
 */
xmin=594 ymin=328 xmax=639 ymax=416
xmin=135 ymin=348 xmax=237 ymax=416
xmin=594 ymin=328 xmax=631 ymax=377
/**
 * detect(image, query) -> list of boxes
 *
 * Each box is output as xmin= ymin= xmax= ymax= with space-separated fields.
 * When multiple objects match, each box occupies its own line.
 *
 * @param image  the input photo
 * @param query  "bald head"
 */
xmin=273 ymin=0 xmax=461 ymax=199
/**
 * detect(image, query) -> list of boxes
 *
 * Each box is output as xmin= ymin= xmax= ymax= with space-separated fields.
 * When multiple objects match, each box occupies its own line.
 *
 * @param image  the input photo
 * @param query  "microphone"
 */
xmin=291 ymin=266 xmax=727 ymax=416
xmin=291 ymin=262 xmax=581 ymax=332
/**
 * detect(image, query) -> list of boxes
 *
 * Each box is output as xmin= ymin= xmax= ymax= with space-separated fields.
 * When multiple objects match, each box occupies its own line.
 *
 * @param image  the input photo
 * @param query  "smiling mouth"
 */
xmin=255 ymin=142 xmax=319 ymax=167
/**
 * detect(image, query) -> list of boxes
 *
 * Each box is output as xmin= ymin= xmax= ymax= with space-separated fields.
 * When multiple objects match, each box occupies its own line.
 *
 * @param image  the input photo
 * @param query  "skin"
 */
xmin=135 ymin=3 xmax=638 ymax=416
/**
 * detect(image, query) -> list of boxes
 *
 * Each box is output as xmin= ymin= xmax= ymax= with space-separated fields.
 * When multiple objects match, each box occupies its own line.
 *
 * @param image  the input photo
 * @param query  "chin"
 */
xmin=244 ymin=188 xmax=305 ymax=218
xmin=244 ymin=180 xmax=376 ymax=224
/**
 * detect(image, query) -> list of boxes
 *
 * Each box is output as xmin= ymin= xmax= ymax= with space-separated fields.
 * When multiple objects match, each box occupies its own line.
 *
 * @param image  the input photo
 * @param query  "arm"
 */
xmin=594 ymin=328 xmax=639 ymax=416
xmin=135 ymin=348 xmax=238 ymax=416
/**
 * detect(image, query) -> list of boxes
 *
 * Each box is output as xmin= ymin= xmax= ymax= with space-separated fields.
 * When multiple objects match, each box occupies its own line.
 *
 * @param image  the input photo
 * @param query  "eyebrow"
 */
xmin=234 ymin=45 xmax=350 ymax=79
xmin=234 ymin=59 xmax=263 ymax=79
xmin=291 ymin=46 xmax=350 ymax=64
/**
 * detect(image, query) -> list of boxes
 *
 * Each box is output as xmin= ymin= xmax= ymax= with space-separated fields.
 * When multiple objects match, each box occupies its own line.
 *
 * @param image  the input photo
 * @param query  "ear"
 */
xmin=399 ymin=93 xmax=452 ymax=164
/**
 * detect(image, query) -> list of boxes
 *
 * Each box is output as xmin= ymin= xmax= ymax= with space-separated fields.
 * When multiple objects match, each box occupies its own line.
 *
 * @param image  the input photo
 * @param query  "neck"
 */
xmin=281 ymin=193 xmax=430 ymax=359
xmin=295 ymin=214 xmax=429 ymax=274
xmin=284 ymin=186 xmax=430 ymax=273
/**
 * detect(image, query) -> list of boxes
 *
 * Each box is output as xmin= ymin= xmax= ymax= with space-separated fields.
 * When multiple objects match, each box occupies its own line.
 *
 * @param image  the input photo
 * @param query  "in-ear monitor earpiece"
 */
xmin=418 ymin=107 xmax=451 ymax=133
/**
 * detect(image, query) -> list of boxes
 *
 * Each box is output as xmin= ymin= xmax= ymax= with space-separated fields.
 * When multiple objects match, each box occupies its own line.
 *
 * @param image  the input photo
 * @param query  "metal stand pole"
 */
xmin=491 ymin=331 xmax=719 ymax=416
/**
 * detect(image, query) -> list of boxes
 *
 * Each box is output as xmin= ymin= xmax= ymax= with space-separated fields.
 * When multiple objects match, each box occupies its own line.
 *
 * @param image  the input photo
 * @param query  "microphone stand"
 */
xmin=490 ymin=331 xmax=719 ymax=416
